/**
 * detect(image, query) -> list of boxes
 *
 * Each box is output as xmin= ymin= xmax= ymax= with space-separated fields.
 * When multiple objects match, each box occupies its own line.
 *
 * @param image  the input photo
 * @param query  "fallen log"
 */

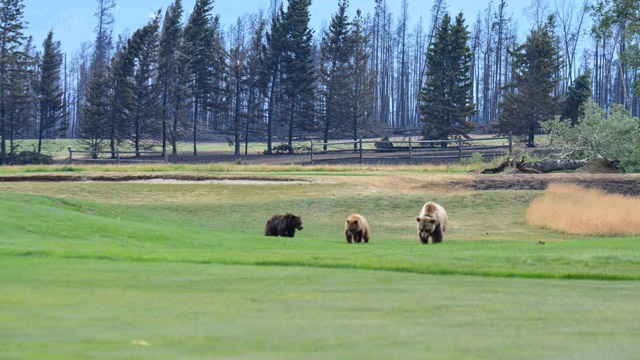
xmin=482 ymin=158 xmax=588 ymax=174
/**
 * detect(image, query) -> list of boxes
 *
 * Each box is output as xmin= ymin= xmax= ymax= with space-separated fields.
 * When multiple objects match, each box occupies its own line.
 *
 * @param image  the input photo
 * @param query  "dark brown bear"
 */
xmin=265 ymin=213 xmax=304 ymax=238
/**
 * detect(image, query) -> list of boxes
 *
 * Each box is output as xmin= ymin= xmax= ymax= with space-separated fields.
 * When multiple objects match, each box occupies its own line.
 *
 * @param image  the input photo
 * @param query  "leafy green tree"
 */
xmin=542 ymin=100 xmax=640 ymax=172
xmin=499 ymin=16 xmax=563 ymax=146
xmin=36 ymin=31 xmax=66 ymax=154
xmin=0 ymin=0 xmax=26 ymax=164
xmin=562 ymin=70 xmax=592 ymax=125
xmin=419 ymin=12 xmax=475 ymax=143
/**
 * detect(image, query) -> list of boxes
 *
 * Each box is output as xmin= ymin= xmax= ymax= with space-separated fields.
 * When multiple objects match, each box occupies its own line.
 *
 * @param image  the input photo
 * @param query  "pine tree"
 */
xmin=562 ymin=69 xmax=592 ymax=125
xmin=348 ymin=9 xmax=376 ymax=149
xmin=499 ymin=15 xmax=563 ymax=146
xmin=158 ymin=0 xmax=183 ymax=155
xmin=36 ymin=31 xmax=66 ymax=154
xmin=6 ymin=36 xmax=35 ymax=156
xmin=320 ymin=0 xmax=350 ymax=150
xmin=0 ymin=0 xmax=26 ymax=164
xmin=78 ymin=66 xmax=109 ymax=158
xmin=282 ymin=0 xmax=316 ymax=147
xmin=93 ymin=0 xmax=116 ymax=68
xmin=264 ymin=6 xmax=286 ymax=154
xmin=183 ymin=0 xmax=215 ymax=156
xmin=107 ymin=39 xmax=134 ymax=157
xmin=244 ymin=17 xmax=267 ymax=156
xmin=419 ymin=13 xmax=475 ymax=143
xmin=129 ymin=15 xmax=160 ymax=156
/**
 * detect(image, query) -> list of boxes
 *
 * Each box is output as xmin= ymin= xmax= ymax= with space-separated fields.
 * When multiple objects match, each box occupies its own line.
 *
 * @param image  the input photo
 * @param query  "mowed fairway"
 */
xmin=1 ymin=174 xmax=640 ymax=359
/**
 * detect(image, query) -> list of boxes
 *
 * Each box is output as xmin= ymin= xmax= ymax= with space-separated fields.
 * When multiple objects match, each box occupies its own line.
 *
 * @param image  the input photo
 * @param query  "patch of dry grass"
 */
xmin=527 ymin=184 xmax=640 ymax=236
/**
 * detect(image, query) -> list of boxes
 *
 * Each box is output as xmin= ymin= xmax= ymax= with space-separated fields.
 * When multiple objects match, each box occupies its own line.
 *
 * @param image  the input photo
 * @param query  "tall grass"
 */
xmin=527 ymin=184 xmax=640 ymax=236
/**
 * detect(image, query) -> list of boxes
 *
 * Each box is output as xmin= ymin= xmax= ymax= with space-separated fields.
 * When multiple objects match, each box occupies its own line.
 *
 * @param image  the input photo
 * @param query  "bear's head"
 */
xmin=287 ymin=213 xmax=304 ymax=231
xmin=346 ymin=216 xmax=362 ymax=232
xmin=417 ymin=216 xmax=437 ymax=238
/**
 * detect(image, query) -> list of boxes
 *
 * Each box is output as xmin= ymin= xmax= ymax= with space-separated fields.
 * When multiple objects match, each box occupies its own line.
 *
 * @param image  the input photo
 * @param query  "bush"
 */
xmin=8 ymin=151 xmax=55 ymax=165
xmin=461 ymin=152 xmax=485 ymax=165
xmin=541 ymin=100 xmax=640 ymax=172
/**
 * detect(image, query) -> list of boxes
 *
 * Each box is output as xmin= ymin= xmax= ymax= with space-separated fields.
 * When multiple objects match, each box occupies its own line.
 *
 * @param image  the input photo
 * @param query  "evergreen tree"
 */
xmin=348 ymin=10 xmax=376 ymax=149
xmin=6 ymin=36 xmax=35 ymax=155
xmin=36 ymin=31 xmax=66 ymax=154
xmin=282 ymin=0 xmax=316 ymax=147
xmin=264 ymin=6 xmax=286 ymax=154
xmin=78 ymin=66 xmax=109 ymax=158
xmin=183 ymin=0 xmax=215 ymax=156
xmin=562 ymin=70 xmax=592 ymax=125
xmin=244 ymin=17 xmax=267 ymax=156
xmin=107 ymin=39 xmax=134 ymax=157
xmin=0 ymin=0 xmax=26 ymax=164
xmin=129 ymin=15 xmax=160 ymax=156
xmin=499 ymin=15 xmax=563 ymax=146
xmin=419 ymin=13 xmax=475 ymax=143
xmin=93 ymin=0 xmax=116 ymax=68
xmin=158 ymin=0 xmax=183 ymax=155
xmin=320 ymin=0 xmax=350 ymax=150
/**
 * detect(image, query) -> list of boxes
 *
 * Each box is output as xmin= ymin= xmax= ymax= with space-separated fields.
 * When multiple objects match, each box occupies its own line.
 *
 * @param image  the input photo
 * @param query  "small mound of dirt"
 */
xmin=576 ymin=158 xmax=619 ymax=174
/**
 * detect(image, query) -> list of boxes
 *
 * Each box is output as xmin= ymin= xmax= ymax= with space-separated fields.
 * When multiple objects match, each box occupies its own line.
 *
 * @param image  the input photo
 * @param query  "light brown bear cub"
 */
xmin=345 ymin=214 xmax=370 ymax=244
xmin=416 ymin=202 xmax=448 ymax=244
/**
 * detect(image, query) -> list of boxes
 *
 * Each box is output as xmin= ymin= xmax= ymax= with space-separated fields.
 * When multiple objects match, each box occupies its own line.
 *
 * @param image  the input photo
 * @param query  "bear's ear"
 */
xmin=430 ymin=219 xmax=436 ymax=223
xmin=416 ymin=217 xmax=421 ymax=222
xmin=353 ymin=220 xmax=358 ymax=225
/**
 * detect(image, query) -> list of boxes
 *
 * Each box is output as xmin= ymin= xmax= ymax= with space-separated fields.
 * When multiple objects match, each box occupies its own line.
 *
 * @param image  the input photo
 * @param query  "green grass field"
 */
xmin=1 ymin=173 xmax=639 ymax=359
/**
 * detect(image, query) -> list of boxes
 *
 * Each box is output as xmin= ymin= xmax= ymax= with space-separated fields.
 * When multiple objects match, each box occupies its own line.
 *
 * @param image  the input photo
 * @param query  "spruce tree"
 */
xmin=499 ymin=16 xmax=563 ymax=146
xmin=264 ymin=6 xmax=286 ymax=154
xmin=0 ymin=0 xmax=26 ymax=164
xmin=107 ymin=39 xmax=134 ymax=157
xmin=419 ymin=13 xmax=475 ymax=143
xmin=129 ymin=15 xmax=160 ymax=157
xmin=282 ymin=0 xmax=316 ymax=147
xmin=320 ymin=0 xmax=350 ymax=150
xmin=183 ymin=0 xmax=215 ymax=156
xmin=78 ymin=66 xmax=110 ymax=158
xmin=158 ymin=0 xmax=183 ymax=155
xmin=36 ymin=31 xmax=66 ymax=154
xmin=348 ymin=10 xmax=376 ymax=149
xmin=562 ymin=70 xmax=592 ymax=125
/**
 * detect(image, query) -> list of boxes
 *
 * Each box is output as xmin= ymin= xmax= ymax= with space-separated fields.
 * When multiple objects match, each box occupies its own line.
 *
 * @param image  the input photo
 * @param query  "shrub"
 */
xmin=541 ymin=100 xmax=640 ymax=172
xmin=8 ymin=151 xmax=55 ymax=165
xmin=461 ymin=152 xmax=484 ymax=165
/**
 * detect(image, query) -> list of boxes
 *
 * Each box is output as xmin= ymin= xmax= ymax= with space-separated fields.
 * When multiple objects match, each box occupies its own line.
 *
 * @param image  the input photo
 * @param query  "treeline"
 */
xmin=0 ymin=0 xmax=639 ymax=163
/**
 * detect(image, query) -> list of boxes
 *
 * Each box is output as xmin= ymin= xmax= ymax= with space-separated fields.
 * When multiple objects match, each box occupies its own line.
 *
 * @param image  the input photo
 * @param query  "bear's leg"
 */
xmin=363 ymin=231 xmax=369 ymax=243
xmin=432 ymin=225 xmax=443 ymax=244
xmin=288 ymin=229 xmax=296 ymax=238
xmin=355 ymin=231 xmax=362 ymax=243
xmin=345 ymin=231 xmax=353 ymax=244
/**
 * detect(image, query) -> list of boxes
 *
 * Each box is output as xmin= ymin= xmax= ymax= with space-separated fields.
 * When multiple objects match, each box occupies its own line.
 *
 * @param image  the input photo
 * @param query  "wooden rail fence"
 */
xmin=310 ymin=135 xmax=513 ymax=165
xmin=68 ymin=146 xmax=169 ymax=164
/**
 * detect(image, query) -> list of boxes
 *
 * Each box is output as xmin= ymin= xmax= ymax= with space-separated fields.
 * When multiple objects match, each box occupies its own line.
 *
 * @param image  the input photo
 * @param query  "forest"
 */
xmin=0 ymin=0 xmax=639 ymax=164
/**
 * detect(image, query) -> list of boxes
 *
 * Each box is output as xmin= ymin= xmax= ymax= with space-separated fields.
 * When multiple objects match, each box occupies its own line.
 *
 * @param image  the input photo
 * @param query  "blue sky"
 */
xmin=24 ymin=0 xmax=533 ymax=55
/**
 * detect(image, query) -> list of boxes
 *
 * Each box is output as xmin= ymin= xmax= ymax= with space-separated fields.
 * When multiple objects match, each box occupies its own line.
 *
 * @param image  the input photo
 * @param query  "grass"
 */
xmin=1 ymin=176 xmax=639 ymax=358
xmin=527 ymin=184 xmax=640 ymax=236
xmin=0 ymin=162 xmax=480 ymax=175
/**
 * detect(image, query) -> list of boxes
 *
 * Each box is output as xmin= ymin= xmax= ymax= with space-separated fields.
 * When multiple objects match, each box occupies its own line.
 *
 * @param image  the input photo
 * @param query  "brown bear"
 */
xmin=345 ymin=214 xmax=370 ymax=244
xmin=416 ymin=202 xmax=448 ymax=244
xmin=265 ymin=213 xmax=304 ymax=238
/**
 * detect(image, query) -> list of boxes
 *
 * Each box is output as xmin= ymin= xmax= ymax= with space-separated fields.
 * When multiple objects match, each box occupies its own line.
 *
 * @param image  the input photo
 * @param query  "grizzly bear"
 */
xmin=265 ymin=213 xmax=304 ymax=238
xmin=416 ymin=202 xmax=448 ymax=244
xmin=345 ymin=214 xmax=370 ymax=244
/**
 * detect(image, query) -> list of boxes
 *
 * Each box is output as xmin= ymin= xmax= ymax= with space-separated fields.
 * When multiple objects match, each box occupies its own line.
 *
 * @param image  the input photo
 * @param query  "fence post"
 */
xmin=409 ymin=137 xmax=413 ymax=166
xmin=359 ymin=137 xmax=363 ymax=165
xmin=508 ymin=133 xmax=513 ymax=154
xmin=116 ymin=144 xmax=120 ymax=165
xmin=164 ymin=149 xmax=169 ymax=164
xmin=310 ymin=139 xmax=314 ymax=165
xmin=68 ymin=147 xmax=73 ymax=164
xmin=458 ymin=136 xmax=463 ymax=163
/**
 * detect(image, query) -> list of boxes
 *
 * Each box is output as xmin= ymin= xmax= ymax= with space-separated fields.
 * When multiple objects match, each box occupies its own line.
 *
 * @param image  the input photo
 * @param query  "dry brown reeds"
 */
xmin=526 ymin=184 xmax=640 ymax=236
